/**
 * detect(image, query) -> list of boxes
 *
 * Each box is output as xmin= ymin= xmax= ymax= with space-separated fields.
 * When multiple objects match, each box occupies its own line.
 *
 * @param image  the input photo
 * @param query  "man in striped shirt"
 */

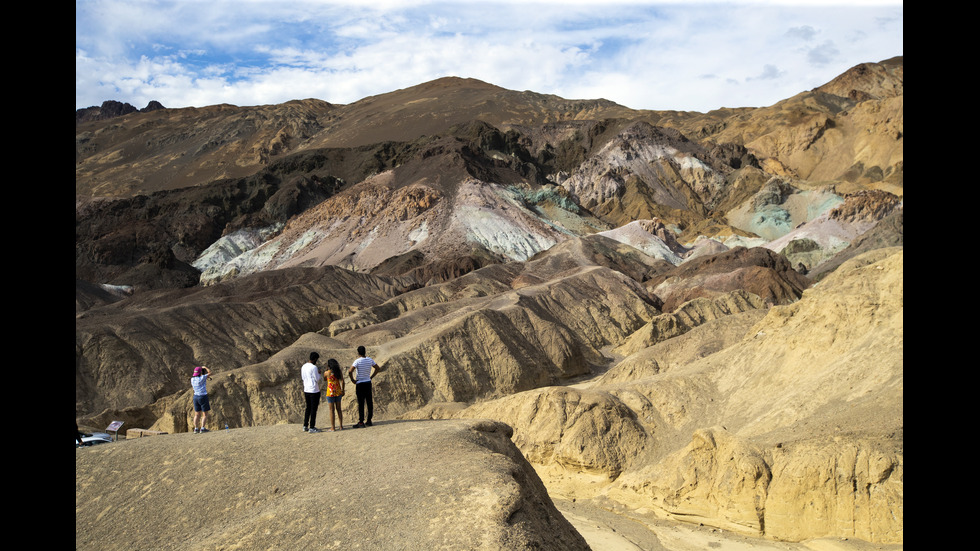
xmin=348 ymin=346 xmax=386 ymax=427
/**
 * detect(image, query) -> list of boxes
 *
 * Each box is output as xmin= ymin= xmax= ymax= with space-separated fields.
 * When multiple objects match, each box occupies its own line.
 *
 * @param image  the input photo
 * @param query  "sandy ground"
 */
xmin=554 ymin=496 xmax=902 ymax=551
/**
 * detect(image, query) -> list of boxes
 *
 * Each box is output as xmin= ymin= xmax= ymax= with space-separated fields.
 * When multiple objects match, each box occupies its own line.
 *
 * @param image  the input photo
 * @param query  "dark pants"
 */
xmin=356 ymin=381 xmax=373 ymax=423
xmin=304 ymin=392 xmax=320 ymax=428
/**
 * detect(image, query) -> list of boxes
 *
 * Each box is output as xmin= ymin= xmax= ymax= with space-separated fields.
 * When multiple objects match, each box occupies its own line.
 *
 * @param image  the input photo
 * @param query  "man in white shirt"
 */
xmin=348 ymin=346 xmax=386 ymax=427
xmin=301 ymin=352 xmax=323 ymax=433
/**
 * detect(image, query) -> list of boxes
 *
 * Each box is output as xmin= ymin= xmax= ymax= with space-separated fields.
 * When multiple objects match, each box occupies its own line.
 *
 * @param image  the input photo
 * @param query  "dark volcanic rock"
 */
xmin=648 ymin=246 xmax=812 ymax=312
xmin=73 ymin=146 xmax=402 ymax=290
xmin=75 ymin=100 xmax=138 ymax=122
xmin=76 ymin=100 xmax=165 ymax=123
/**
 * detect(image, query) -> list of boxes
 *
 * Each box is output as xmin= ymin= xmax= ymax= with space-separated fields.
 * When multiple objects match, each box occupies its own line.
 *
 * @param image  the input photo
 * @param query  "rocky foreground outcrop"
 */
xmin=76 ymin=420 xmax=589 ymax=551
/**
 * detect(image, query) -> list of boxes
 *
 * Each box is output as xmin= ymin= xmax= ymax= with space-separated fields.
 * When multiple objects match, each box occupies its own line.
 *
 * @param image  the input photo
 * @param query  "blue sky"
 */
xmin=75 ymin=1 xmax=903 ymax=113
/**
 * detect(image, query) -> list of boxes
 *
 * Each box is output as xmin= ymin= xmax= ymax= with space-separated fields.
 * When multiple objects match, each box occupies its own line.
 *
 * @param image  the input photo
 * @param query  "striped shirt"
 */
xmin=352 ymin=356 xmax=376 ymax=383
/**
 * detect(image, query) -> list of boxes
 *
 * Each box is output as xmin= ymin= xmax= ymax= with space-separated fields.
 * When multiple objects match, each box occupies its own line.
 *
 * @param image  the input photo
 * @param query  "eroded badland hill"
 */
xmin=77 ymin=57 xmax=903 ymax=549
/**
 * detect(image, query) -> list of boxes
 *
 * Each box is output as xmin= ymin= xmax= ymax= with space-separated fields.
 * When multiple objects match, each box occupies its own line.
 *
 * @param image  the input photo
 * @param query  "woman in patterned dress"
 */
xmin=324 ymin=358 xmax=345 ymax=431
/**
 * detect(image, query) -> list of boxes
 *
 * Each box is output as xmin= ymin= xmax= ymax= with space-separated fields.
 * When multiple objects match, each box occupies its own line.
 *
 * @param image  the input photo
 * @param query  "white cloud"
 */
xmin=76 ymin=1 xmax=903 ymax=113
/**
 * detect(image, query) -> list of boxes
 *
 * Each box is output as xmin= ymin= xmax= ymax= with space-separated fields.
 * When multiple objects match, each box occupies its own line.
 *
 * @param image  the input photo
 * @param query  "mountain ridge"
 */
xmin=76 ymin=58 xmax=902 ymax=295
xmin=77 ymin=58 xmax=902 ymax=196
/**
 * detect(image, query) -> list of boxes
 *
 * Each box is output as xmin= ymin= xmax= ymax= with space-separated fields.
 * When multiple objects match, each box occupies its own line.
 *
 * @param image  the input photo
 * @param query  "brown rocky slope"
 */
xmin=76 ymin=58 xmax=902 ymax=294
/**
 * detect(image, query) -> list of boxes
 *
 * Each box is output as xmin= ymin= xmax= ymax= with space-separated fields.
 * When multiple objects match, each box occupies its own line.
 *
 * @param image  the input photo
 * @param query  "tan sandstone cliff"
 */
xmin=405 ymin=247 xmax=903 ymax=544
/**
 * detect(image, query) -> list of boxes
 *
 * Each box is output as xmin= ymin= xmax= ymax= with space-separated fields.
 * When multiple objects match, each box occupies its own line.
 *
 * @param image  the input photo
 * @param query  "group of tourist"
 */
xmin=188 ymin=345 xmax=386 ymax=433
xmin=301 ymin=346 xmax=386 ymax=432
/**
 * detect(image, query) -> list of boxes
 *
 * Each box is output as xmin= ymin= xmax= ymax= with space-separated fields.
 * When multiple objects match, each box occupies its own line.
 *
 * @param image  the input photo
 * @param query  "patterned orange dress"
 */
xmin=326 ymin=371 xmax=344 ymax=399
